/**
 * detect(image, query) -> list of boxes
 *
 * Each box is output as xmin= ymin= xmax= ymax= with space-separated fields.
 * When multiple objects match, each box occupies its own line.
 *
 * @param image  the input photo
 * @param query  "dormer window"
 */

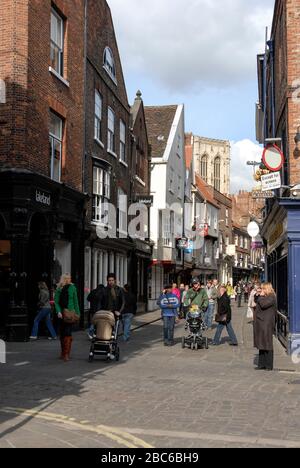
xmin=103 ymin=47 xmax=116 ymax=83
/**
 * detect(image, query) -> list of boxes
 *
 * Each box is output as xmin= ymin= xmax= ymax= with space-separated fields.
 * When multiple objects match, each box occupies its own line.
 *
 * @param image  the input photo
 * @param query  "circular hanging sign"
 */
xmin=262 ymin=145 xmax=284 ymax=172
xmin=247 ymin=222 xmax=260 ymax=238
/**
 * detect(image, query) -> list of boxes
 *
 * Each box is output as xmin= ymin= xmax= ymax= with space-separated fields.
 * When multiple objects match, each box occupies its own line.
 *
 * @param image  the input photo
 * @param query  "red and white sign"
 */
xmin=262 ymin=145 xmax=284 ymax=172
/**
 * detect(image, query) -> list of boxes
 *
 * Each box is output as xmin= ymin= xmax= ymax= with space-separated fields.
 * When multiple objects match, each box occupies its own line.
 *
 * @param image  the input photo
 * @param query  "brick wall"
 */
xmin=0 ymin=0 xmax=85 ymax=192
xmin=85 ymin=0 xmax=131 ymax=222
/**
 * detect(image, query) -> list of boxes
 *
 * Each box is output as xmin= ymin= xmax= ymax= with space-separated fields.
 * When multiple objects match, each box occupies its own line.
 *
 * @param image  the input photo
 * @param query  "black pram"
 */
xmin=182 ymin=306 xmax=209 ymax=350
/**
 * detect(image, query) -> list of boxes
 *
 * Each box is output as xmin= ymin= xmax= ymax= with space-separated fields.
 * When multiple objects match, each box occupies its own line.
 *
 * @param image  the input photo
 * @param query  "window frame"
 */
xmin=49 ymin=111 xmax=63 ymax=182
xmin=92 ymin=166 xmax=111 ymax=224
xmin=103 ymin=47 xmax=117 ymax=84
xmin=107 ymin=107 xmax=115 ymax=154
xmin=119 ymin=119 xmax=126 ymax=163
xmin=50 ymin=8 xmax=64 ymax=77
xmin=94 ymin=90 xmax=103 ymax=143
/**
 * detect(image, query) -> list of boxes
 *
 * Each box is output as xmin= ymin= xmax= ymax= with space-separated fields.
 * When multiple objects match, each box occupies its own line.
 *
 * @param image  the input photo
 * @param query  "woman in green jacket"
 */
xmin=54 ymin=274 xmax=80 ymax=362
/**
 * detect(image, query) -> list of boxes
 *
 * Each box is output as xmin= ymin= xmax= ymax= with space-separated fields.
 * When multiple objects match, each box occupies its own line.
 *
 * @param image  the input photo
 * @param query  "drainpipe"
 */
xmin=82 ymin=0 xmax=88 ymax=193
xmin=267 ymin=39 xmax=276 ymax=138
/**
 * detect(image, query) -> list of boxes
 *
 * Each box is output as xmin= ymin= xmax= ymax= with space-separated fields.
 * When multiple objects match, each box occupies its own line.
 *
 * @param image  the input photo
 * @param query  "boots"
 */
xmin=64 ymin=336 xmax=73 ymax=362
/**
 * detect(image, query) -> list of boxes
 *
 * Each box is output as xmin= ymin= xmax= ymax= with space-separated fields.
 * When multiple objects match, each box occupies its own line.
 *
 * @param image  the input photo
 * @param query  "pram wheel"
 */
xmin=89 ymin=353 xmax=94 ymax=363
xmin=205 ymin=337 xmax=209 ymax=350
xmin=194 ymin=342 xmax=199 ymax=351
xmin=115 ymin=347 xmax=120 ymax=362
xmin=181 ymin=337 xmax=186 ymax=349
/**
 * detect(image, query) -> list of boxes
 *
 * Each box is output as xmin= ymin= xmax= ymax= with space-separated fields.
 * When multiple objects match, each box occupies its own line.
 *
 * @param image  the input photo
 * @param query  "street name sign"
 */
xmin=261 ymin=172 xmax=281 ymax=191
xmin=252 ymin=190 xmax=274 ymax=199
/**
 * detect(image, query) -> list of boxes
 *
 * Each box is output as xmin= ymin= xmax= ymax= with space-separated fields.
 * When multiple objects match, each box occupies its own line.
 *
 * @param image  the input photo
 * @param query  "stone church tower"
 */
xmin=187 ymin=134 xmax=231 ymax=195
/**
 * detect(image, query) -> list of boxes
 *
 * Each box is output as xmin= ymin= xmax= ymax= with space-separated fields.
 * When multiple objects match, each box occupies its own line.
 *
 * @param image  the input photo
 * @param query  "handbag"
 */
xmin=63 ymin=309 xmax=80 ymax=324
xmin=215 ymin=313 xmax=227 ymax=324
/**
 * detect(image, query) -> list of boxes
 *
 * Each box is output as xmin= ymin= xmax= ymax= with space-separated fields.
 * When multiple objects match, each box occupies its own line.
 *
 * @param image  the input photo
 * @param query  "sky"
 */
xmin=108 ymin=0 xmax=275 ymax=193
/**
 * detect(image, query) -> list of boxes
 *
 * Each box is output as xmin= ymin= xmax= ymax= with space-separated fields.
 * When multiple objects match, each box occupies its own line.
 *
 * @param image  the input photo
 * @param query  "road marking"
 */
xmin=5 ymin=439 xmax=16 ymax=448
xmin=0 ymin=407 xmax=153 ymax=449
xmin=14 ymin=362 xmax=30 ymax=367
xmin=118 ymin=427 xmax=300 ymax=448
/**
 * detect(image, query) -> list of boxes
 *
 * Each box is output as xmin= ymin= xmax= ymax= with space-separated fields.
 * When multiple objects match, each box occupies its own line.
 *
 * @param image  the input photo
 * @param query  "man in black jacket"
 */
xmin=211 ymin=285 xmax=238 ymax=346
xmin=101 ymin=273 xmax=125 ymax=316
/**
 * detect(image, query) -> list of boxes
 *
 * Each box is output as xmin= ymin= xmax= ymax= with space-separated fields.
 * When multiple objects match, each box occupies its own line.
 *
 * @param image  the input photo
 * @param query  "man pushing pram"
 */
xmin=88 ymin=273 xmax=125 ymax=362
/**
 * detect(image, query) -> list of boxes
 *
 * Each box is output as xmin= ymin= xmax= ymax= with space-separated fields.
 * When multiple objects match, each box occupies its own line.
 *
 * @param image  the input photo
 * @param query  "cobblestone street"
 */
xmin=1 ymin=304 xmax=300 ymax=448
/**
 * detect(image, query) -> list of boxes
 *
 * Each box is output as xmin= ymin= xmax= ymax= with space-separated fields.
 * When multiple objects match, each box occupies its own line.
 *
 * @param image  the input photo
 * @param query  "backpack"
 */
xmin=59 ymin=284 xmax=70 ymax=309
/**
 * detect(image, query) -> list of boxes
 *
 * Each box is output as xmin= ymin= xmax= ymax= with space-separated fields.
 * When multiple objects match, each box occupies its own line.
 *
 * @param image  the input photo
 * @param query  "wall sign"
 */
xmin=35 ymin=190 xmax=51 ymax=206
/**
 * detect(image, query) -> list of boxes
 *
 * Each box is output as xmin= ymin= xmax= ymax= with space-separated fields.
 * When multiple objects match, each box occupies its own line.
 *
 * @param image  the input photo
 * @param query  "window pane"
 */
xmin=50 ymin=112 xmax=62 ymax=139
xmin=120 ymin=120 xmax=126 ymax=142
xmin=108 ymin=108 xmax=114 ymax=131
xmin=51 ymin=11 xmax=63 ymax=48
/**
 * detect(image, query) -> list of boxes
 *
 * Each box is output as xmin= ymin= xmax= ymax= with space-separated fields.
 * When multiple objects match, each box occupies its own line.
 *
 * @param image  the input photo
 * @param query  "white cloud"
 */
xmin=108 ymin=0 xmax=274 ymax=93
xmin=231 ymin=139 xmax=263 ymax=193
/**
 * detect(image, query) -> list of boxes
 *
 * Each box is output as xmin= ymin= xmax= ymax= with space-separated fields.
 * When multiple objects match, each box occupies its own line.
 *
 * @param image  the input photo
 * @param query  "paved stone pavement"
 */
xmin=1 ymin=304 xmax=300 ymax=448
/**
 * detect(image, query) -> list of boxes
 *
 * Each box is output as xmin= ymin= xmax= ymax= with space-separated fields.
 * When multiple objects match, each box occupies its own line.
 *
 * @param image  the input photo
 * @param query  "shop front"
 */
xmin=262 ymin=198 xmax=300 ymax=354
xmin=0 ymin=170 xmax=86 ymax=341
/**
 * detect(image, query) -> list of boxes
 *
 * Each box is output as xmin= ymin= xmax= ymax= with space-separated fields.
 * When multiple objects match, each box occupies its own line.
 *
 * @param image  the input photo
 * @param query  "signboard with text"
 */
xmin=261 ymin=172 xmax=281 ymax=192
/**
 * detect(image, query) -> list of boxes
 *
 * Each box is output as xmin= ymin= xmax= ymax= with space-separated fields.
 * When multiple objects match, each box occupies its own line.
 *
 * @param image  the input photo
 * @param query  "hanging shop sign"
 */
xmin=262 ymin=145 xmax=284 ymax=172
xmin=198 ymin=223 xmax=209 ymax=237
xmin=261 ymin=172 xmax=281 ymax=191
xmin=176 ymin=238 xmax=188 ymax=250
xmin=184 ymin=240 xmax=194 ymax=254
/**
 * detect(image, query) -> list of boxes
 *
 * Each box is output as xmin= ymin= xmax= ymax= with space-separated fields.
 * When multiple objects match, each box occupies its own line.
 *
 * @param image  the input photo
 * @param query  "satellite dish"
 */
xmin=247 ymin=222 xmax=260 ymax=238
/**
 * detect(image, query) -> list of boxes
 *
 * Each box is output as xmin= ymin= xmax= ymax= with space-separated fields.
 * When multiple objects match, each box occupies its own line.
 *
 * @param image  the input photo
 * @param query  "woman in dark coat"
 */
xmin=212 ymin=285 xmax=238 ymax=346
xmin=254 ymin=283 xmax=277 ymax=371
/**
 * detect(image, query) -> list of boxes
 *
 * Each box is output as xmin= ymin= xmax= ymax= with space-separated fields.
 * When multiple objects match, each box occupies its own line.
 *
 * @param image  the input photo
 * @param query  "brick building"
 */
xmin=129 ymin=91 xmax=152 ymax=311
xmin=256 ymin=0 xmax=300 ymax=352
xmin=0 ymin=0 xmax=87 ymax=339
xmin=83 ymin=0 xmax=134 ymax=313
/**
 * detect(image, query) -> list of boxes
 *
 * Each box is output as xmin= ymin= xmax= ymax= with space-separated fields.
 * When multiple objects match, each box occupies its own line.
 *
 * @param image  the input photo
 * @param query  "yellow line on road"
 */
xmin=0 ymin=407 xmax=153 ymax=449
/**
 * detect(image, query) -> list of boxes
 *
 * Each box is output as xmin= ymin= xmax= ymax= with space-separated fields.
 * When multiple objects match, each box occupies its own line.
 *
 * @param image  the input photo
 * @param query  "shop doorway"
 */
xmin=28 ymin=214 xmax=51 ymax=326
xmin=0 ymin=235 xmax=11 ymax=335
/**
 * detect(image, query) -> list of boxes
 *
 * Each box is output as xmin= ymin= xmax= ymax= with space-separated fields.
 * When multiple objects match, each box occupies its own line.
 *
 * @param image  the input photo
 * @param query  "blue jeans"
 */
xmin=31 ymin=308 xmax=57 ymax=338
xmin=213 ymin=321 xmax=238 ymax=345
xmin=204 ymin=303 xmax=215 ymax=329
xmin=122 ymin=313 xmax=134 ymax=341
xmin=163 ymin=316 xmax=176 ymax=344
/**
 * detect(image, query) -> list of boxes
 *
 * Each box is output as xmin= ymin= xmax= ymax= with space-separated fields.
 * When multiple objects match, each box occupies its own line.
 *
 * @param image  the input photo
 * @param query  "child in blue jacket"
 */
xmin=157 ymin=285 xmax=180 ymax=346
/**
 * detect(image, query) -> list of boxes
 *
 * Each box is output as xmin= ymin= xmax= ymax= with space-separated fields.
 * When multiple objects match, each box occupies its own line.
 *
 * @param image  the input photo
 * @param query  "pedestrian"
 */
xmin=121 ymin=284 xmax=137 ymax=342
xmin=204 ymin=280 xmax=218 ymax=329
xmin=226 ymin=282 xmax=235 ymax=300
xmin=211 ymin=285 xmax=238 ymax=346
xmin=87 ymin=284 xmax=105 ymax=339
xmin=100 ymin=273 xmax=125 ymax=319
xmin=254 ymin=283 xmax=277 ymax=371
xmin=184 ymin=278 xmax=209 ymax=316
xmin=172 ymin=283 xmax=181 ymax=300
xmin=54 ymin=274 xmax=80 ymax=362
xmin=181 ymin=285 xmax=190 ymax=319
xmin=236 ymin=282 xmax=243 ymax=307
xmin=157 ymin=285 xmax=180 ymax=347
xmin=244 ymin=283 xmax=250 ymax=304
xmin=30 ymin=282 xmax=57 ymax=341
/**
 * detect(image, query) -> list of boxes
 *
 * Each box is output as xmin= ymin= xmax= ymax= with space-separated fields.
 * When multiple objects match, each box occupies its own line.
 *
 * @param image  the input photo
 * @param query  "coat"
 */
xmin=54 ymin=284 xmax=80 ymax=317
xmin=253 ymin=295 xmax=277 ymax=351
xmin=215 ymin=293 xmax=232 ymax=324
xmin=183 ymin=288 xmax=209 ymax=311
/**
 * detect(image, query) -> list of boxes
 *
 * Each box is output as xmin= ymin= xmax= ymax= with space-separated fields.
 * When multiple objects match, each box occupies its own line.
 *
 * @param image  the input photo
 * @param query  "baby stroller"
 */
xmin=88 ymin=311 xmax=120 ymax=362
xmin=182 ymin=305 xmax=209 ymax=350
